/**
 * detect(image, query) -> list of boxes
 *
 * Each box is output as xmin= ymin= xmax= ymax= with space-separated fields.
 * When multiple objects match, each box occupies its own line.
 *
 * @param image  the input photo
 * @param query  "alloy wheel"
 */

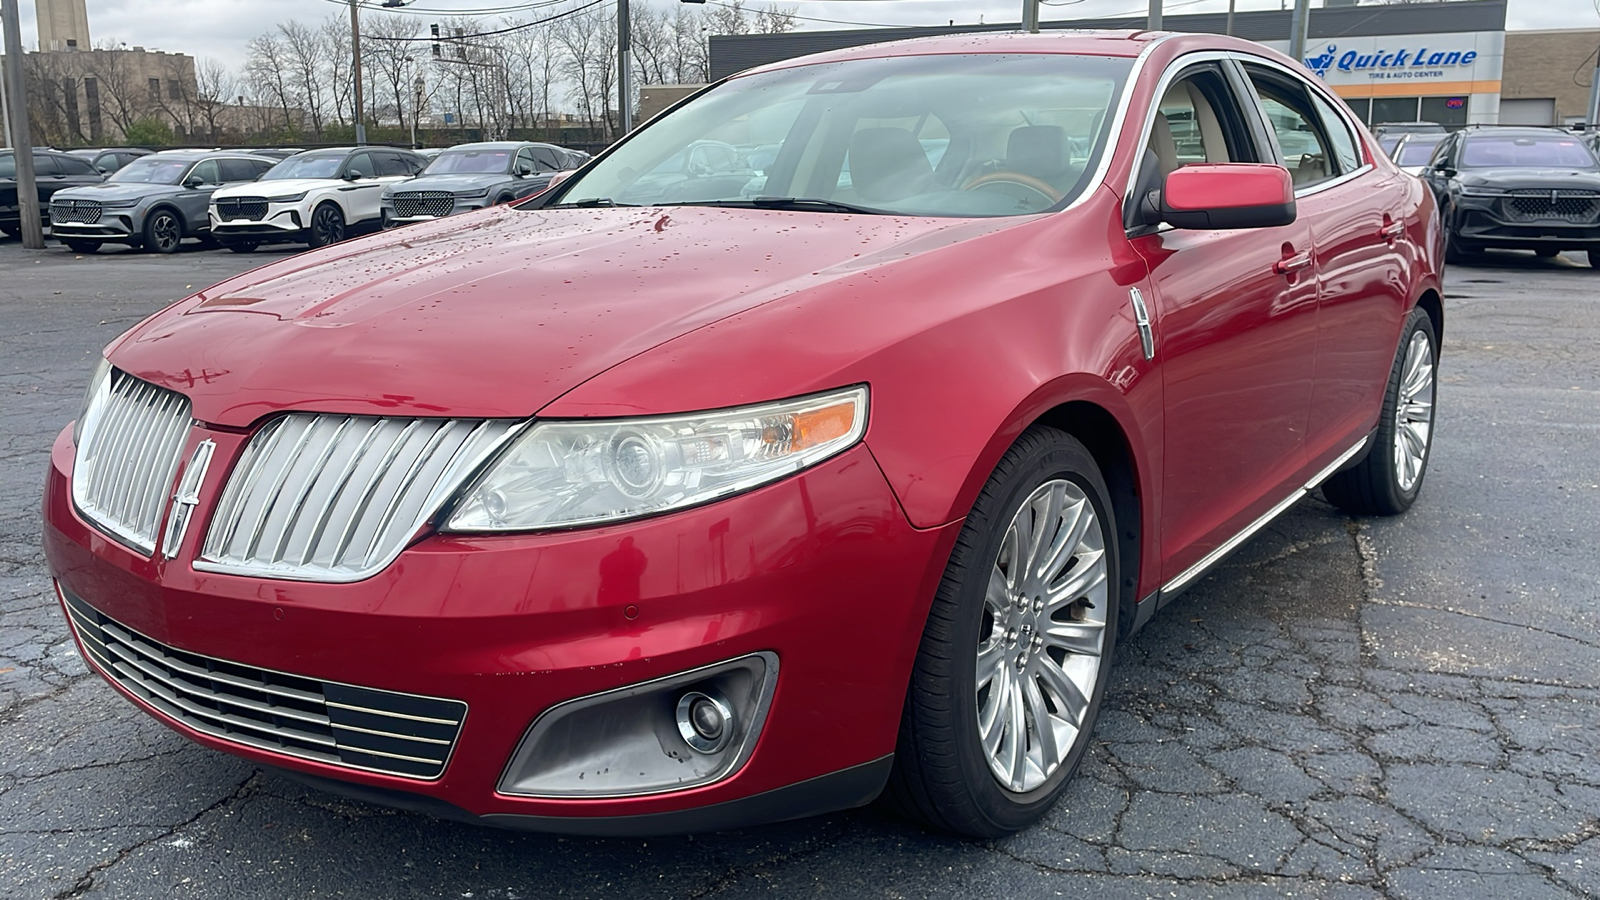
xmin=1393 ymin=330 xmax=1434 ymax=492
xmin=312 ymin=206 xmax=345 ymax=246
xmin=975 ymin=478 xmax=1108 ymax=793
xmin=149 ymin=213 xmax=181 ymax=253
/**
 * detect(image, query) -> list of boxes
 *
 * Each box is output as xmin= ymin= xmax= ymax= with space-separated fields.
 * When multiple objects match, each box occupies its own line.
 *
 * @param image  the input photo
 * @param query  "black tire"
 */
xmin=1322 ymin=306 xmax=1439 ymax=516
xmin=1587 ymin=249 xmax=1600 ymax=270
xmin=1443 ymin=220 xmax=1477 ymax=265
xmin=1534 ymin=247 xmax=1559 ymax=259
xmin=307 ymin=203 xmax=346 ymax=248
xmin=888 ymin=426 xmax=1119 ymax=838
xmin=143 ymin=208 xmax=184 ymax=254
xmin=63 ymin=239 xmax=100 ymax=254
xmin=0 ymin=225 xmax=19 ymax=238
xmin=223 ymin=239 xmax=259 ymax=254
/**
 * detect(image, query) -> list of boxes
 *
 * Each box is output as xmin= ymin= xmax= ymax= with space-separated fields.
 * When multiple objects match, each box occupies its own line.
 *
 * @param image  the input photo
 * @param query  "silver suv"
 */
xmin=49 ymin=150 xmax=275 ymax=254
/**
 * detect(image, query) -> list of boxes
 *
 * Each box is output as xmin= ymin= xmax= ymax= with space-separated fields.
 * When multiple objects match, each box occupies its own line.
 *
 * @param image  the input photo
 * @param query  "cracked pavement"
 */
xmin=1 ymin=237 xmax=1596 ymax=899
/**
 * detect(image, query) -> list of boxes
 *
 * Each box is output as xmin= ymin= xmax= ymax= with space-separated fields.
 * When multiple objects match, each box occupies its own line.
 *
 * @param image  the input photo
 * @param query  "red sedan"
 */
xmin=43 ymin=30 xmax=1441 ymax=838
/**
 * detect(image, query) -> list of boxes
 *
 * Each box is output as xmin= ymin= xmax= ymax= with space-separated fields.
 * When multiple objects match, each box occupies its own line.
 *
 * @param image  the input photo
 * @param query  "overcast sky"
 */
xmin=13 ymin=0 xmax=1599 ymax=67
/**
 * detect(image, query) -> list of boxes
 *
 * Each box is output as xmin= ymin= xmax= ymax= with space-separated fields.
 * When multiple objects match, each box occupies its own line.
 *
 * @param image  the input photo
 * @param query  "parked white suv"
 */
xmin=209 ymin=147 xmax=425 ymax=252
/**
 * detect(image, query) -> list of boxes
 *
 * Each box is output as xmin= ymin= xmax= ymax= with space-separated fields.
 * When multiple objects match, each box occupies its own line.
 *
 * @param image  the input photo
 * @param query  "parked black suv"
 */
xmin=0 ymin=149 xmax=105 ymax=237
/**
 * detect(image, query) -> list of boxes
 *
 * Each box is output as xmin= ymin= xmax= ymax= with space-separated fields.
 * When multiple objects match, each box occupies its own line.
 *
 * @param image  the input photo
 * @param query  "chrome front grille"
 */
xmin=62 ymin=587 xmax=466 ymax=780
xmin=198 ymin=414 xmax=520 ymax=582
xmin=393 ymin=191 xmax=454 ymax=218
xmin=71 ymin=370 xmax=193 ymax=555
xmin=215 ymin=197 xmax=268 ymax=222
xmin=51 ymin=199 xmax=103 ymax=224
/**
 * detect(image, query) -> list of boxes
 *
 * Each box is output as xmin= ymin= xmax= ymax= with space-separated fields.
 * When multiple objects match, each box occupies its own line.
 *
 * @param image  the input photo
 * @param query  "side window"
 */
xmin=188 ymin=160 xmax=221 ymax=184
xmin=375 ymin=152 xmax=411 ymax=177
xmin=1312 ymin=93 xmax=1361 ymax=174
xmin=59 ymin=155 xmax=98 ymax=176
xmin=1244 ymin=67 xmax=1336 ymax=188
xmin=33 ymin=154 xmax=60 ymax=176
xmin=346 ymin=152 xmax=377 ymax=179
xmin=1145 ymin=67 xmax=1256 ymax=179
xmin=533 ymin=148 xmax=562 ymax=171
xmin=404 ymin=154 xmax=426 ymax=175
xmin=95 ymin=154 xmax=120 ymax=173
xmin=219 ymin=158 xmax=260 ymax=182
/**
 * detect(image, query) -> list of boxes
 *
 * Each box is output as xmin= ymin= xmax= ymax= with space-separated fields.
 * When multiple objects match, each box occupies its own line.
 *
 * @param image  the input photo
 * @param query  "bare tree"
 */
xmin=84 ymin=43 xmax=149 ymax=136
xmin=22 ymin=52 xmax=84 ymax=145
xmin=191 ymin=58 xmax=235 ymax=142
xmin=364 ymin=12 xmax=425 ymax=134
xmin=278 ymin=20 xmax=328 ymax=139
xmin=245 ymin=34 xmax=297 ymax=133
xmin=320 ymin=15 xmax=354 ymax=127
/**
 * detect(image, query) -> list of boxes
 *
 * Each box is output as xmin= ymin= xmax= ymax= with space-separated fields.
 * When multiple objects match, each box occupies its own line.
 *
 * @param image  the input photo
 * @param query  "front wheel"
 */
xmin=888 ymin=427 xmax=1118 ymax=838
xmin=1587 ymin=249 xmax=1600 ymax=270
xmin=307 ymin=203 xmax=346 ymax=248
xmin=143 ymin=209 xmax=183 ymax=254
xmin=1322 ymin=306 xmax=1438 ymax=515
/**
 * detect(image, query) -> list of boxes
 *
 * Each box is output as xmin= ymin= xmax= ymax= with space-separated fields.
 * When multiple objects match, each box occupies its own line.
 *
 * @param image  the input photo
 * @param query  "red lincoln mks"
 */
xmin=43 ymin=30 xmax=1441 ymax=838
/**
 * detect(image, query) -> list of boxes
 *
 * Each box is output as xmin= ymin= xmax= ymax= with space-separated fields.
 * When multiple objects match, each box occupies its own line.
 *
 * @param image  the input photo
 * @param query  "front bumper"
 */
xmin=210 ymin=202 xmax=304 ymax=237
xmin=49 ymin=211 xmax=139 ymax=241
xmin=43 ymin=424 xmax=951 ymax=832
xmin=1455 ymin=196 xmax=1600 ymax=247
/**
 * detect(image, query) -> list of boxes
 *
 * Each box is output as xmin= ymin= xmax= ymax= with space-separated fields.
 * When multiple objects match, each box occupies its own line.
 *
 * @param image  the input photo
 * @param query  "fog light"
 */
xmin=677 ymin=691 xmax=733 ymax=754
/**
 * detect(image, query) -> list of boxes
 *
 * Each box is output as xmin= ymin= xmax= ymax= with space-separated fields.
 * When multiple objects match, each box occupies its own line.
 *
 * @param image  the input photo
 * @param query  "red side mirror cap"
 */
xmin=1161 ymin=163 xmax=1296 ymax=230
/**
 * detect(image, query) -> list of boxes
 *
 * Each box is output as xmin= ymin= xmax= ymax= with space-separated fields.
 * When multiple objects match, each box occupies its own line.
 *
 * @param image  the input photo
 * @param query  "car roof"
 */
xmin=1460 ymin=127 xmax=1580 ymax=139
xmin=441 ymin=142 xmax=525 ymax=151
xmin=739 ymin=29 xmax=1160 ymax=78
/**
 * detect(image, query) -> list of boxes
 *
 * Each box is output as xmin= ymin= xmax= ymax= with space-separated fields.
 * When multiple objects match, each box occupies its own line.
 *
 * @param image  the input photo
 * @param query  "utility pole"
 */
xmin=0 ymin=39 xmax=11 ymax=148
xmin=1022 ymin=0 xmax=1039 ymax=33
xmin=1289 ymin=0 xmax=1311 ymax=64
xmin=1226 ymin=0 xmax=1236 ymax=37
xmin=2 ymin=0 xmax=44 ymax=249
xmin=618 ymin=0 xmax=632 ymax=134
xmin=350 ymin=0 xmax=367 ymax=145
xmin=1148 ymin=0 xmax=1161 ymax=31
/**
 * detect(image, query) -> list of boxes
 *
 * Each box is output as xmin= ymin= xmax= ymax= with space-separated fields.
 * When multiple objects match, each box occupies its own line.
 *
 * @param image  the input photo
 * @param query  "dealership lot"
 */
xmin=1 ymin=239 xmax=1596 ymax=898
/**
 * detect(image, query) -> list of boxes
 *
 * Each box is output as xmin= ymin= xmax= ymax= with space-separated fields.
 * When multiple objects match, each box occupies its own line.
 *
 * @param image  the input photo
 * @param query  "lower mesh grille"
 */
xmin=62 ymin=587 xmax=466 ymax=780
xmin=393 ymin=192 xmax=454 ymax=218
xmin=51 ymin=199 xmax=103 ymax=224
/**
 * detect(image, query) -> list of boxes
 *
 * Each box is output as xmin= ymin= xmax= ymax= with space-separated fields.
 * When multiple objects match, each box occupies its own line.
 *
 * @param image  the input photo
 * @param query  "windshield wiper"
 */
xmin=671 ymin=197 xmax=887 ymax=215
xmin=547 ymin=197 xmax=640 ymax=208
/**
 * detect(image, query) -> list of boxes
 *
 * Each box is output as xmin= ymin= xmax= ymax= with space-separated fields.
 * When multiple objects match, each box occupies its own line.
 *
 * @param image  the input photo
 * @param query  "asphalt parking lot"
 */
xmin=2 ymin=235 xmax=1596 ymax=899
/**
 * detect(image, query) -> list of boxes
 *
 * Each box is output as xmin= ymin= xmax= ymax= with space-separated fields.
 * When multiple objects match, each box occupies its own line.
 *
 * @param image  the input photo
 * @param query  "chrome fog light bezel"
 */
xmin=497 ymin=652 xmax=778 ymax=799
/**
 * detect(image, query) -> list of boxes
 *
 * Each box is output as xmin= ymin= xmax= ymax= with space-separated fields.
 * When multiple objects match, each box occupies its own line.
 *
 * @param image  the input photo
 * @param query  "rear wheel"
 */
xmin=0 ymin=225 xmax=19 ymax=238
xmin=1322 ymin=306 xmax=1438 ymax=516
xmin=889 ymin=427 xmax=1118 ymax=838
xmin=307 ymin=203 xmax=346 ymax=248
xmin=63 ymin=239 xmax=100 ymax=254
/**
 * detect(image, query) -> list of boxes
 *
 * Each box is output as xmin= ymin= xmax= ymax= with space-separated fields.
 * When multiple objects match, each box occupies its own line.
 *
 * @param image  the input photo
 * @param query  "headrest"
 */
xmin=1007 ymin=125 xmax=1070 ymax=180
xmin=849 ymin=128 xmax=934 ymax=202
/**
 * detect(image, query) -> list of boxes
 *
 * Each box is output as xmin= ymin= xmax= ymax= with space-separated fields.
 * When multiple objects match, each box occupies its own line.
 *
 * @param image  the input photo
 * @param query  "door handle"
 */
xmin=1378 ymin=219 xmax=1405 ymax=242
xmin=1273 ymin=251 xmax=1312 ymax=275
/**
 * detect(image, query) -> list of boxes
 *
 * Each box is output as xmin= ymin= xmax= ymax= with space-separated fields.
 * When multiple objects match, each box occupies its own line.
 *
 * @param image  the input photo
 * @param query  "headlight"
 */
xmin=1458 ymin=186 xmax=1503 ymax=198
xmin=267 ymin=192 xmax=308 ymax=203
xmin=453 ymin=188 xmax=490 ymax=199
xmin=445 ymin=386 xmax=868 ymax=532
xmin=100 ymin=199 xmax=138 ymax=209
xmin=72 ymin=357 xmax=112 ymax=445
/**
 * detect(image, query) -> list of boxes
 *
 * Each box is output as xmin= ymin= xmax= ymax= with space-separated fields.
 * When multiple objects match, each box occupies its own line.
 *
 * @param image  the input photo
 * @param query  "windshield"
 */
xmin=553 ymin=53 xmax=1132 ymax=217
xmin=108 ymin=157 xmax=191 ymax=184
xmin=1460 ymin=136 xmax=1598 ymax=169
xmin=1396 ymin=136 xmax=1445 ymax=166
xmin=262 ymin=154 xmax=345 ymax=180
xmin=424 ymin=149 xmax=513 ymax=175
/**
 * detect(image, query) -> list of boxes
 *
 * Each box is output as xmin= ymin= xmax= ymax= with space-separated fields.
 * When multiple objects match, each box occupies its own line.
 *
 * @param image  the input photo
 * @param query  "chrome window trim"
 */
xmin=1160 ymin=435 xmax=1370 ymax=597
xmin=1122 ymin=49 xmax=1377 ymax=217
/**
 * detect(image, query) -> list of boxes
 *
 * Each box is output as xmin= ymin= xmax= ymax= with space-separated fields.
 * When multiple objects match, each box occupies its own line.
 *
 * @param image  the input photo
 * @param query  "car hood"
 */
xmin=107 ymin=204 xmax=1016 ymax=427
xmin=393 ymin=173 xmax=510 ymax=194
xmin=1457 ymin=168 xmax=1600 ymax=190
xmin=52 ymin=182 xmax=180 ymax=202
xmin=214 ymin=178 xmax=339 ymax=199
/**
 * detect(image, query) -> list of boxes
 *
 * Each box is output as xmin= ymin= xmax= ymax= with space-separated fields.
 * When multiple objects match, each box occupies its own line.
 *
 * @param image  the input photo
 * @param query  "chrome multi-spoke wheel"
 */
xmin=144 ymin=211 xmax=182 ymax=254
xmin=1393 ymin=331 xmax=1434 ymax=492
xmin=891 ymin=428 xmax=1119 ymax=837
xmin=1323 ymin=306 xmax=1438 ymax=516
xmin=976 ymin=479 xmax=1108 ymax=793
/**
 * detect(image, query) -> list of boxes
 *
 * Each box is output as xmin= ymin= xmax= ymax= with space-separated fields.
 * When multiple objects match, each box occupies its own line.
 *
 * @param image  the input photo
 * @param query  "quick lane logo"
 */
xmin=1304 ymin=44 xmax=1480 ymax=79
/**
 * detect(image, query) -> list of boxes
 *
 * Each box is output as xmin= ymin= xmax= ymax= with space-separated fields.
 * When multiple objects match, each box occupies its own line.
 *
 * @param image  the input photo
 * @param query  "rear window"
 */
xmin=1460 ymin=136 xmax=1597 ymax=169
xmin=1396 ymin=136 xmax=1445 ymax=166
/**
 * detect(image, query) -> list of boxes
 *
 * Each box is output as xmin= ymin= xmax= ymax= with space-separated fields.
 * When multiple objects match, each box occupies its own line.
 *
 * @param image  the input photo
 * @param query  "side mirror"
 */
xmin=184 ymin=175 xmax=204 ymax=188
xmin=344 ymin=171 xmax=363 ymax=181
xmin=1156 ymin=163 xmax=1296 ymax=230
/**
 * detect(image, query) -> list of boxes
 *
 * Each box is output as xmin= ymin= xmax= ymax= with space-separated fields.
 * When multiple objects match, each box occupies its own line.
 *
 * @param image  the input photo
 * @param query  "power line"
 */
xmin=356 ymin=0 xmax=611 ymax=41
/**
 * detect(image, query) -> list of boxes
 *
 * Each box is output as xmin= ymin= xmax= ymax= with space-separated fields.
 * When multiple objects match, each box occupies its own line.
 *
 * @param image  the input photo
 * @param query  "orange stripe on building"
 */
xmin=1332 ymin=81 xmax=1501 ymax=99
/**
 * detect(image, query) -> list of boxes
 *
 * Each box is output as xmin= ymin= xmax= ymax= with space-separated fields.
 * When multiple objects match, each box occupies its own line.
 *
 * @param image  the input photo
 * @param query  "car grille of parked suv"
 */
xmin=51 ymin=199 xmax=102 ymax=224
xmin=71 ymin=371 xmax=193 ymax=555
xmin=215 ymin=197 xmax=269 ymax=222
xmin=1504 ymin=190 xmax=1600 ymax=223
xmin=60 ymin=587 xmax=467 ymax=780
xmin=393 ymin=191 xmax=455 ymax=219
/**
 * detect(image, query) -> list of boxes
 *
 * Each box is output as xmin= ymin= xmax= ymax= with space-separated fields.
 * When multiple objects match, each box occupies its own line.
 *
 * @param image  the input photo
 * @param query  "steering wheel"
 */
xmin=960 ymin=171 xmax=1065 ymax=204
